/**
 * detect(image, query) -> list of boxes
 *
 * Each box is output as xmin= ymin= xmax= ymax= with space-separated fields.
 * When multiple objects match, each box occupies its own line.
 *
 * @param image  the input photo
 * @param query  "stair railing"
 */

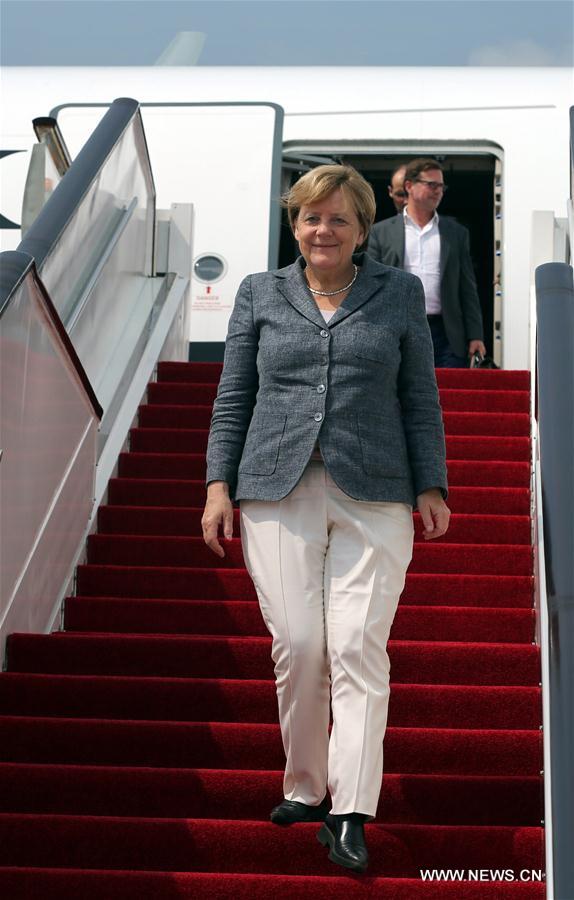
xmin=528 ymin=105 xmax=574 ymax=900
xmin=0 ymin=97 xmax=192 ymax=668
xmin=0 ymin=254 xmax=102 ymax=661
xmin=534 ymin=261 xmax=574 ymax=900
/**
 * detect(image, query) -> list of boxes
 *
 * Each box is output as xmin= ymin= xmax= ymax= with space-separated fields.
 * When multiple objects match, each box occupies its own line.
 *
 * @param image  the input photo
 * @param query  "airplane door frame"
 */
xmin=283 ymin=140 xmax=504 ymax=367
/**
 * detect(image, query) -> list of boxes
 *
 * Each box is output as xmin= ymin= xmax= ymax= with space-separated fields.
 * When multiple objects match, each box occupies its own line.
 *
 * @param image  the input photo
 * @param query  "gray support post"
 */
xmin=535 ymin=261 xmax=574 ymax=900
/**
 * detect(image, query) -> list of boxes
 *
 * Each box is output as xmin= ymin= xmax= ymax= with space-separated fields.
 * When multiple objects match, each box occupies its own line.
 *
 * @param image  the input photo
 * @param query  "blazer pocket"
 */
xmin=357 ymin=412 xmax=407 ymax=478
xmin=353 ymin=323 xmax=397 ymax=364
xmin=238 ymin=413 xmax=287 ymax=476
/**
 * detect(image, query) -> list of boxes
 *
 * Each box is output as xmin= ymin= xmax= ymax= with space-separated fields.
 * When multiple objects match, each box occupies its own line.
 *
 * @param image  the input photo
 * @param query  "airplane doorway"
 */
xmin=279 ymin=150 xmax=500 ymax=362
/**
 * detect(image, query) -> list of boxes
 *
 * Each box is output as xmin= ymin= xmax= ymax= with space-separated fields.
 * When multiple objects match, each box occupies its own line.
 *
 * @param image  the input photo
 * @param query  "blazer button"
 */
xmin=317 ymin=384 xmax=326 ymax=393
xmin=314 ymin=412 xmax=323 ymax=422
xmin=320 ymin=329 xmax=329 ymax=338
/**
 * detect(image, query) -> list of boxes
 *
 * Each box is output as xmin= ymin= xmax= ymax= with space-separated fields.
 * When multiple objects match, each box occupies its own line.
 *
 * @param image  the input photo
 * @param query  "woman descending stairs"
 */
xmin=0 ymin=363 xmax=545 ymax=899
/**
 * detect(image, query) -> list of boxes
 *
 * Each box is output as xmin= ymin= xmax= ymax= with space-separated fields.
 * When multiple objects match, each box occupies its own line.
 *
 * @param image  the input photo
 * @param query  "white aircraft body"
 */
xmin=1 ymin=65 xmax=572 ymax=368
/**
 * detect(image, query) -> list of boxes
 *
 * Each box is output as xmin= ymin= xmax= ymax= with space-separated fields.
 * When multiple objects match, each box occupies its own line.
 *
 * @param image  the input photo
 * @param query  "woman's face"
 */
xmin=294 ymin=188 xmax=365 ymax=274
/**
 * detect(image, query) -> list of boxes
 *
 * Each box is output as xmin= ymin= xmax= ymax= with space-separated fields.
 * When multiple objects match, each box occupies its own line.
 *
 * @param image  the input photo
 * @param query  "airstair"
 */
xmin=0 ymin=99 xmax=572 ymax=899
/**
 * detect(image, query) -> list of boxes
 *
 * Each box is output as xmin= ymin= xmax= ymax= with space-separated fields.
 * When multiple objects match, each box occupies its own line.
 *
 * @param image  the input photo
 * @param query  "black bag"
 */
xmin=470 ymin=351 xmax=499 ymax=369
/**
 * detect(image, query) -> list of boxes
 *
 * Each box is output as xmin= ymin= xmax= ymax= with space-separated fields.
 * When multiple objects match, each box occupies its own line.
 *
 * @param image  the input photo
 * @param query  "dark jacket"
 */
xmin=367 ymin=214 xmax=484 ymax=358
xmin=206 ymin=253 xmax=447 ymax=506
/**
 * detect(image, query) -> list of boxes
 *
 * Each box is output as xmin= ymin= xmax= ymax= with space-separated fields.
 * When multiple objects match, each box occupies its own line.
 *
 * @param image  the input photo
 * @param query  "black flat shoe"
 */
xmin=317 ymin=812 xmax=369 ymax=873
xmin=270 ymin=797 xmax=331 ymax=826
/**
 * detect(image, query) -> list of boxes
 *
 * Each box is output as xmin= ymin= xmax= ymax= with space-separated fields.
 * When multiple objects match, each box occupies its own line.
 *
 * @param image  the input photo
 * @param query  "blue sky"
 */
xmin=1 ymin=0 xmax=573 ymax=66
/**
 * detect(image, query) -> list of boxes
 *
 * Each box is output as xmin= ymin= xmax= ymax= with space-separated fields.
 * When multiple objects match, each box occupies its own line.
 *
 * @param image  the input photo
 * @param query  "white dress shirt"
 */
xmin=403 ymin=208 xmax=442 ymax=315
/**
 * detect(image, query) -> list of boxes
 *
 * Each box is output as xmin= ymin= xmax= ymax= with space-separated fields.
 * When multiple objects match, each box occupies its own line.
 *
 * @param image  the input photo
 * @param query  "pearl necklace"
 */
xmin=306 ymin=264 xmax=358 ymax=297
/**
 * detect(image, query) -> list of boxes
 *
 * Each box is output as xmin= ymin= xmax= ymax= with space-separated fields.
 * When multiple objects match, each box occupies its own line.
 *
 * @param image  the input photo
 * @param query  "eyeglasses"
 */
xmin=415 ymin=179 xmax=448 ymax=192
xmin=391 ymin=190 xmax=407 ymax=198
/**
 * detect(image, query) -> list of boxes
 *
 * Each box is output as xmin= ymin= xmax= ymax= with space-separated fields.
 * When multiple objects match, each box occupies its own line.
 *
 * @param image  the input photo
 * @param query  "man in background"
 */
xmin=368 ymin=158 xmax=486 ymax=368
xmin=387 ymin=164 xmax=408 ymax=213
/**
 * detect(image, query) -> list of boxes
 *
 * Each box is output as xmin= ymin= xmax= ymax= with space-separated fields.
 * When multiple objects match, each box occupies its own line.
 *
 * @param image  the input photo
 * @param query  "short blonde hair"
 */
xmin=283 ymin=164 xmax=376 ymax=241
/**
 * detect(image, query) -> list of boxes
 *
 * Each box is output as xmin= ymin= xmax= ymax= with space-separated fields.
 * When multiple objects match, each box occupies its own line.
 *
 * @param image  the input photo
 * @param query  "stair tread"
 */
xmin=0 ymin=869 xmax=546 ymax=900
xmin=0 ymin=798 xmax=540 ymax=827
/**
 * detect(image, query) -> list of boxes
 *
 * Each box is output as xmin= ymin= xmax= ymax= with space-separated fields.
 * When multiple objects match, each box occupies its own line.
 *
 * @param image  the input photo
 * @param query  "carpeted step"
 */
xmin=75 ymin=567 xmax=533 ymax=606
xmin=435 ymin=486 xmax=530 ymax=515
xmin=0 ymin=868 xmax=546 ymax=900
xmin=441 ymin=411 xmax=530 ymax=436
xmin=148 ymin=382 xmax=218 ymax=405
xmin=0 ymin=718 xmax=541 ymax=773
xmin=158 ymin=361 xmax=223 ymax=383
xmin=0 ymin=815 xmax=543 ymax=876
xmin=108 ymin=477 xmax=207 ymax=507
xmin=147 ymin=382 xmax=530 ymax=414
xmin=436 ymin=389 xmax=529 ymax=413
xmin=129 ymin=428 xmax=531 ymax=462
xmin=0 ymin=674 xmax=541 ymax=729
xmin=0 ymin=764 xmax=541 ymax=825
xmin=118 ymin=452 xmax=531 ymax=486
xmin=97 ymin=506 xmax=531 ymax=545
xmin=118 ymin=451 xmax=206 ymax=479
xmin=63 ymin=597 xmax=535 ymax=644
xmin=86 ymin=534 xmax=533 ymax=575
xmin=139 ymin=404 xmax=214 ymax=428
xmin=138 ymin=405 xmax=531 ymax=438
xmin=436 ymin=370 xmax=530 ymax=390
xmin=107 ymin=478 xmax=531 ymax=515
xmin=157 ymin=361 xmax=531 ymax=391
xmin=130 ymin=427 xmax=209 ymax=453
xmin=5 ymin=633 xmax=540 ymax=685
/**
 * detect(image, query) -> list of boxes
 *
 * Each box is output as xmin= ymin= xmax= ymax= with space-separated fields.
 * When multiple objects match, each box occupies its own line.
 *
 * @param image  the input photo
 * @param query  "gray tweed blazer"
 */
xmin=206 ymin=252 xmax=447 ymax=506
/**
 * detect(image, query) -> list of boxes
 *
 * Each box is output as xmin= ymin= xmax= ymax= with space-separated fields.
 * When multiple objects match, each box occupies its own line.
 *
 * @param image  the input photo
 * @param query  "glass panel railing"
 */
xmin=0 ymin=89 xmax=190 ymax=662
xmin=0 ymin=253 xmax=101 ymax=661
xmin=18 ymin=97 xmax=155 ymax=331
xmin=16 ymin=98 xmax=159 ymax=441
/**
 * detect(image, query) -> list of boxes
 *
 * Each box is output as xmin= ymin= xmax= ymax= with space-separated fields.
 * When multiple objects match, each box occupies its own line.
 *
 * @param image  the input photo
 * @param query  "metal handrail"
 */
xmin=535 ymin=261 xmax=574 ymax=900
xmin=32 ymin=116 xmax=72 ymax=177
xmin=17 ymin=98 xmax=155 ymax=273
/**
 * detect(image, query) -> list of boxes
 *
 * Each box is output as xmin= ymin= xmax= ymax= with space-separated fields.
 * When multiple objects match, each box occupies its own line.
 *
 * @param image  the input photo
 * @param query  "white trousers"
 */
xmin=240 ymin=461 xmax=414 ymax=817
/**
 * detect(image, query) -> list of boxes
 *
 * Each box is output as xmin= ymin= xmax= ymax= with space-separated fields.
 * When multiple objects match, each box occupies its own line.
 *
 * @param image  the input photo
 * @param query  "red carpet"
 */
xmin=0 ymin=364 xmax=544 ymax=898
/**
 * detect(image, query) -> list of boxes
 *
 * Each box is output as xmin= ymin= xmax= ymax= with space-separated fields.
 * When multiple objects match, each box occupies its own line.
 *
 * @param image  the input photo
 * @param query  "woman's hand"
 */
xmin=202 ymin=481 xmax=234 ymax=558
xmin=417 ymin=488 xmax=450 ymax=540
